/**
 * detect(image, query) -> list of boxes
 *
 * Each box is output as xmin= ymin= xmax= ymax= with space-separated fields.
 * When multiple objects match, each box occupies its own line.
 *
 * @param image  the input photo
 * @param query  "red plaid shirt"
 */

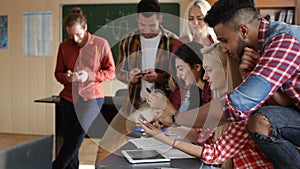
xmin=201 ymin=121 xmax=274 ymax=169
xmin=195 ymin=128 xmax=215 ymax=145
xmin=223 ymin=18 xmax=300 ymax=121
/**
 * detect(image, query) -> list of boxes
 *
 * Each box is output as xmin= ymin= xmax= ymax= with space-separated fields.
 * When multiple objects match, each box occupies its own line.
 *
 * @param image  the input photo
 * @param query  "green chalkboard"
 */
xmin=61 ymin=3 xmax=180 ymax=62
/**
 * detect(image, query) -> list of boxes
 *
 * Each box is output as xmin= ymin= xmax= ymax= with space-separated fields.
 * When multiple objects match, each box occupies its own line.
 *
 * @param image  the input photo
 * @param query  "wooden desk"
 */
xmin=34 ymin=96 xmax=119 ymax=157
xmin=34 ymin=96 xmax=62 ymax=157
xmin=96 ymin=142 xmax=202 ymax=169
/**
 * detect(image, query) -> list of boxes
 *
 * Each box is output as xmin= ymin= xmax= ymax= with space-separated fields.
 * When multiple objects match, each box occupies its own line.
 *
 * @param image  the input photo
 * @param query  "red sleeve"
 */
xmin=54 ymin=44 xmax=69 ymax=85
xmin=95 ymin=40 xmax=115 ymax=82
xmin=172 ymin=39 xmax=184 ymax=53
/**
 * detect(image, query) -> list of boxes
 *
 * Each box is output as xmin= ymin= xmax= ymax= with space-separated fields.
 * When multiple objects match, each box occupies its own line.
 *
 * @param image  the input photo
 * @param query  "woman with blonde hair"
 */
xmin=180 ymin=0 xmax=217 ymax=45
xmin=142 ymin=43 xmax=274 ymax=169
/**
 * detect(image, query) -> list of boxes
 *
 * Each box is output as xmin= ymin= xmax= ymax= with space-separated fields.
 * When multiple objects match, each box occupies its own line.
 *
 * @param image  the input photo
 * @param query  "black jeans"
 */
xmin=52 ymin=97 xmax=104 ymax=169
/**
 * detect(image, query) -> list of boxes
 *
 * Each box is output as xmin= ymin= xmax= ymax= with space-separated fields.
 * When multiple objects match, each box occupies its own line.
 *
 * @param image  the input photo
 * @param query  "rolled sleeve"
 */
xmin=223 ymin=75 xmax=272 ymax=121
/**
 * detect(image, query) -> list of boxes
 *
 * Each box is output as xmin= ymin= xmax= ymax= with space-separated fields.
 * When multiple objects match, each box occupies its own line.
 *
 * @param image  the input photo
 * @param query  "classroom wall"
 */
xmin=0 ymin=0 xmax=189 ymax=135
xmin=0 ymin=0 xmax=56 ymax=135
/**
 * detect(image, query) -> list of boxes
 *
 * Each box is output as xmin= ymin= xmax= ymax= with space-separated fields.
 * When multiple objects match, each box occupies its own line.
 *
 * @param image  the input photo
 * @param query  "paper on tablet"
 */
xmin=128 ymin=137 xmax=194 ymax=159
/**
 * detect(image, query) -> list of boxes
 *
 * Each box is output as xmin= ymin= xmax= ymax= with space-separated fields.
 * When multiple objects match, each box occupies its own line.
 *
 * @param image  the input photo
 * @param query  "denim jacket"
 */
xmin=228 ymin=21 xmax=300 ymax=116
xmin=262 ymin=21 xmax=300 ymax=51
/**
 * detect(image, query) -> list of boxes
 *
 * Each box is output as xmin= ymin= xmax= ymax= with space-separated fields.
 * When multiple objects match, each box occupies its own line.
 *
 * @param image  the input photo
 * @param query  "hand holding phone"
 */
xmin=136 ymin=70 xmax=148 ymax=76
xmin=138 ymin=114 xmax=148 ymax=123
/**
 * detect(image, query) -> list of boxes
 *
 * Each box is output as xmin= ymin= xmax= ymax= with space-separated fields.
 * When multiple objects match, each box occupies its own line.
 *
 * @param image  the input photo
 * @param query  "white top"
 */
xmin=140 ymin=33 xmax=161 ymax=100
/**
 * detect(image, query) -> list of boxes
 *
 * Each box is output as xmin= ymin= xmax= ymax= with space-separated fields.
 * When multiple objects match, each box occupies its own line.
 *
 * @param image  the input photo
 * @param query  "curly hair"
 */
xmin=204 ymin=0 xmax=258 ymax=29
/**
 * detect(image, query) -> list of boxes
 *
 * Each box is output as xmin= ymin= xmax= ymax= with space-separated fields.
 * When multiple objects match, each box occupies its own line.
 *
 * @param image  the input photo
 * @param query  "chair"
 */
xmin=115 ymin=88 xmax=128 ymax=97
xmin=113 ymin=89 xmax=128 ymax=110
xmin=0 ymin=135 xmax=53 ymax=169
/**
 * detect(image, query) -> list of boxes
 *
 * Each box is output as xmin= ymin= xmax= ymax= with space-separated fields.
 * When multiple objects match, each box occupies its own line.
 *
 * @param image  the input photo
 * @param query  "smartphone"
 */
xmin=138 ymin=114 xmax=148 ymax=123
xmin=136 ymin=71 xmax=148 ymax=76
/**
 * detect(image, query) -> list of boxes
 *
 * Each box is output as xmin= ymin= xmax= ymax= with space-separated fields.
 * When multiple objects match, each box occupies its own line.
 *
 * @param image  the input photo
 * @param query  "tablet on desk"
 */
xmin=121 ymin=149 xmax=171 ymax=164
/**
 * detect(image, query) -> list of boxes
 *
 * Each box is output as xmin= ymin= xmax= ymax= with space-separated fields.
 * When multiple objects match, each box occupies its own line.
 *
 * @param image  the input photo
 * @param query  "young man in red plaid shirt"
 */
xmin=156 ymin=0 xmax=300 ymax=168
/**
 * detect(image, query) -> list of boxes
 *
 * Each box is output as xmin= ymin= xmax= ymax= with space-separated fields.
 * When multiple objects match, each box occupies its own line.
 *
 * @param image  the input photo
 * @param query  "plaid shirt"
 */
xmin=116 ymin=26 xmax=178 ymax=109
xmin=202 ymin=121 xmax=274 ymax=169
xmin=223 ymin=18 xmax=300 ymax=121
xmin=195 ymin=127 xmax=215 ymax=145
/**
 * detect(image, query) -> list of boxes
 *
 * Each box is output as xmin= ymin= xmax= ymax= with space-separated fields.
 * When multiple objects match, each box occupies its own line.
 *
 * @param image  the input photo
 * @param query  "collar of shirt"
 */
xmin=257 ymin=18 xmax=269 ymax=54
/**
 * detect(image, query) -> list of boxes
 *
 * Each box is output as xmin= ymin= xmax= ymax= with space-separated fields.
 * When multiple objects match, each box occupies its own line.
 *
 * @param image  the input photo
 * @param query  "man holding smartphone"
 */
xmin=95 ymin=0 xmax=178 ymax=164
xmin=116 ymin=0 xmax=178 ymax=110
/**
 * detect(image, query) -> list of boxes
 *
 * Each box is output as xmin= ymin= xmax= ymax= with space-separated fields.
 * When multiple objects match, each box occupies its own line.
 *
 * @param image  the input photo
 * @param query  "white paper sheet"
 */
xmin=128 ymin=137 xmax=195 ymax=159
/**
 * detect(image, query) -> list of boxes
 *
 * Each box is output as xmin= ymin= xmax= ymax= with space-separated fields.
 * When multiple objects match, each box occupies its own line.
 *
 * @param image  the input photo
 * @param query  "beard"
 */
xmin=236 ymin=37 xmax=251 ymax=64
xmin=141 ymin=33 xmax=158 ymax=38
xmin=74 ymin=32 xmax=88 ymax=47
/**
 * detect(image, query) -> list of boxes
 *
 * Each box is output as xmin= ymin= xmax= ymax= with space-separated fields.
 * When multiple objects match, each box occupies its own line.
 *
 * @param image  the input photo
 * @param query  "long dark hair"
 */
xmin=174 ymin=42 xmax=205 ymax=79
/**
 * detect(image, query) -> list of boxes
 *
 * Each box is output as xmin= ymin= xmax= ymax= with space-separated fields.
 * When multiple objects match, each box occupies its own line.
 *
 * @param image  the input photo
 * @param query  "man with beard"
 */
xmin=53 ymin=7 xmax=115 ymax=169
xmin=115 ymin=0 xmax=178 ymax=109
xmin=95 ymin=0 xmax=178 ymax=164
xmin=155 ymin=0 xmax=300 ymax=168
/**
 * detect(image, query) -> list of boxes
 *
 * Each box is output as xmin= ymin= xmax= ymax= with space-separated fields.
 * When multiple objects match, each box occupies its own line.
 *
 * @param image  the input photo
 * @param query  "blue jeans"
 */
xmin=200 ymin=163 xmax=221 ymax=169
xmin=248 ymin=105 xmax=300 ymax=169
xmin=52 ymin=97 xmax=104 ymax=169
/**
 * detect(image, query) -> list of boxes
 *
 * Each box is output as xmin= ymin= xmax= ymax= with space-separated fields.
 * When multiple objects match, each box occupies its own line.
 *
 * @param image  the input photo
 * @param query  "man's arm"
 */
xmin=225 ymin=35 xmax=300 ymax=121
xmin=115 ymin=37 xmax=131 ymax=84
xmin=54 ymin=44 xmax=70 ymax=85
xmin=158 ymin=98 xmax=228 ymax=128
xmin=95 ymin=41 xmax=116 ymax=82
xmin=240 ymin=47 xmax=294 ymax=107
